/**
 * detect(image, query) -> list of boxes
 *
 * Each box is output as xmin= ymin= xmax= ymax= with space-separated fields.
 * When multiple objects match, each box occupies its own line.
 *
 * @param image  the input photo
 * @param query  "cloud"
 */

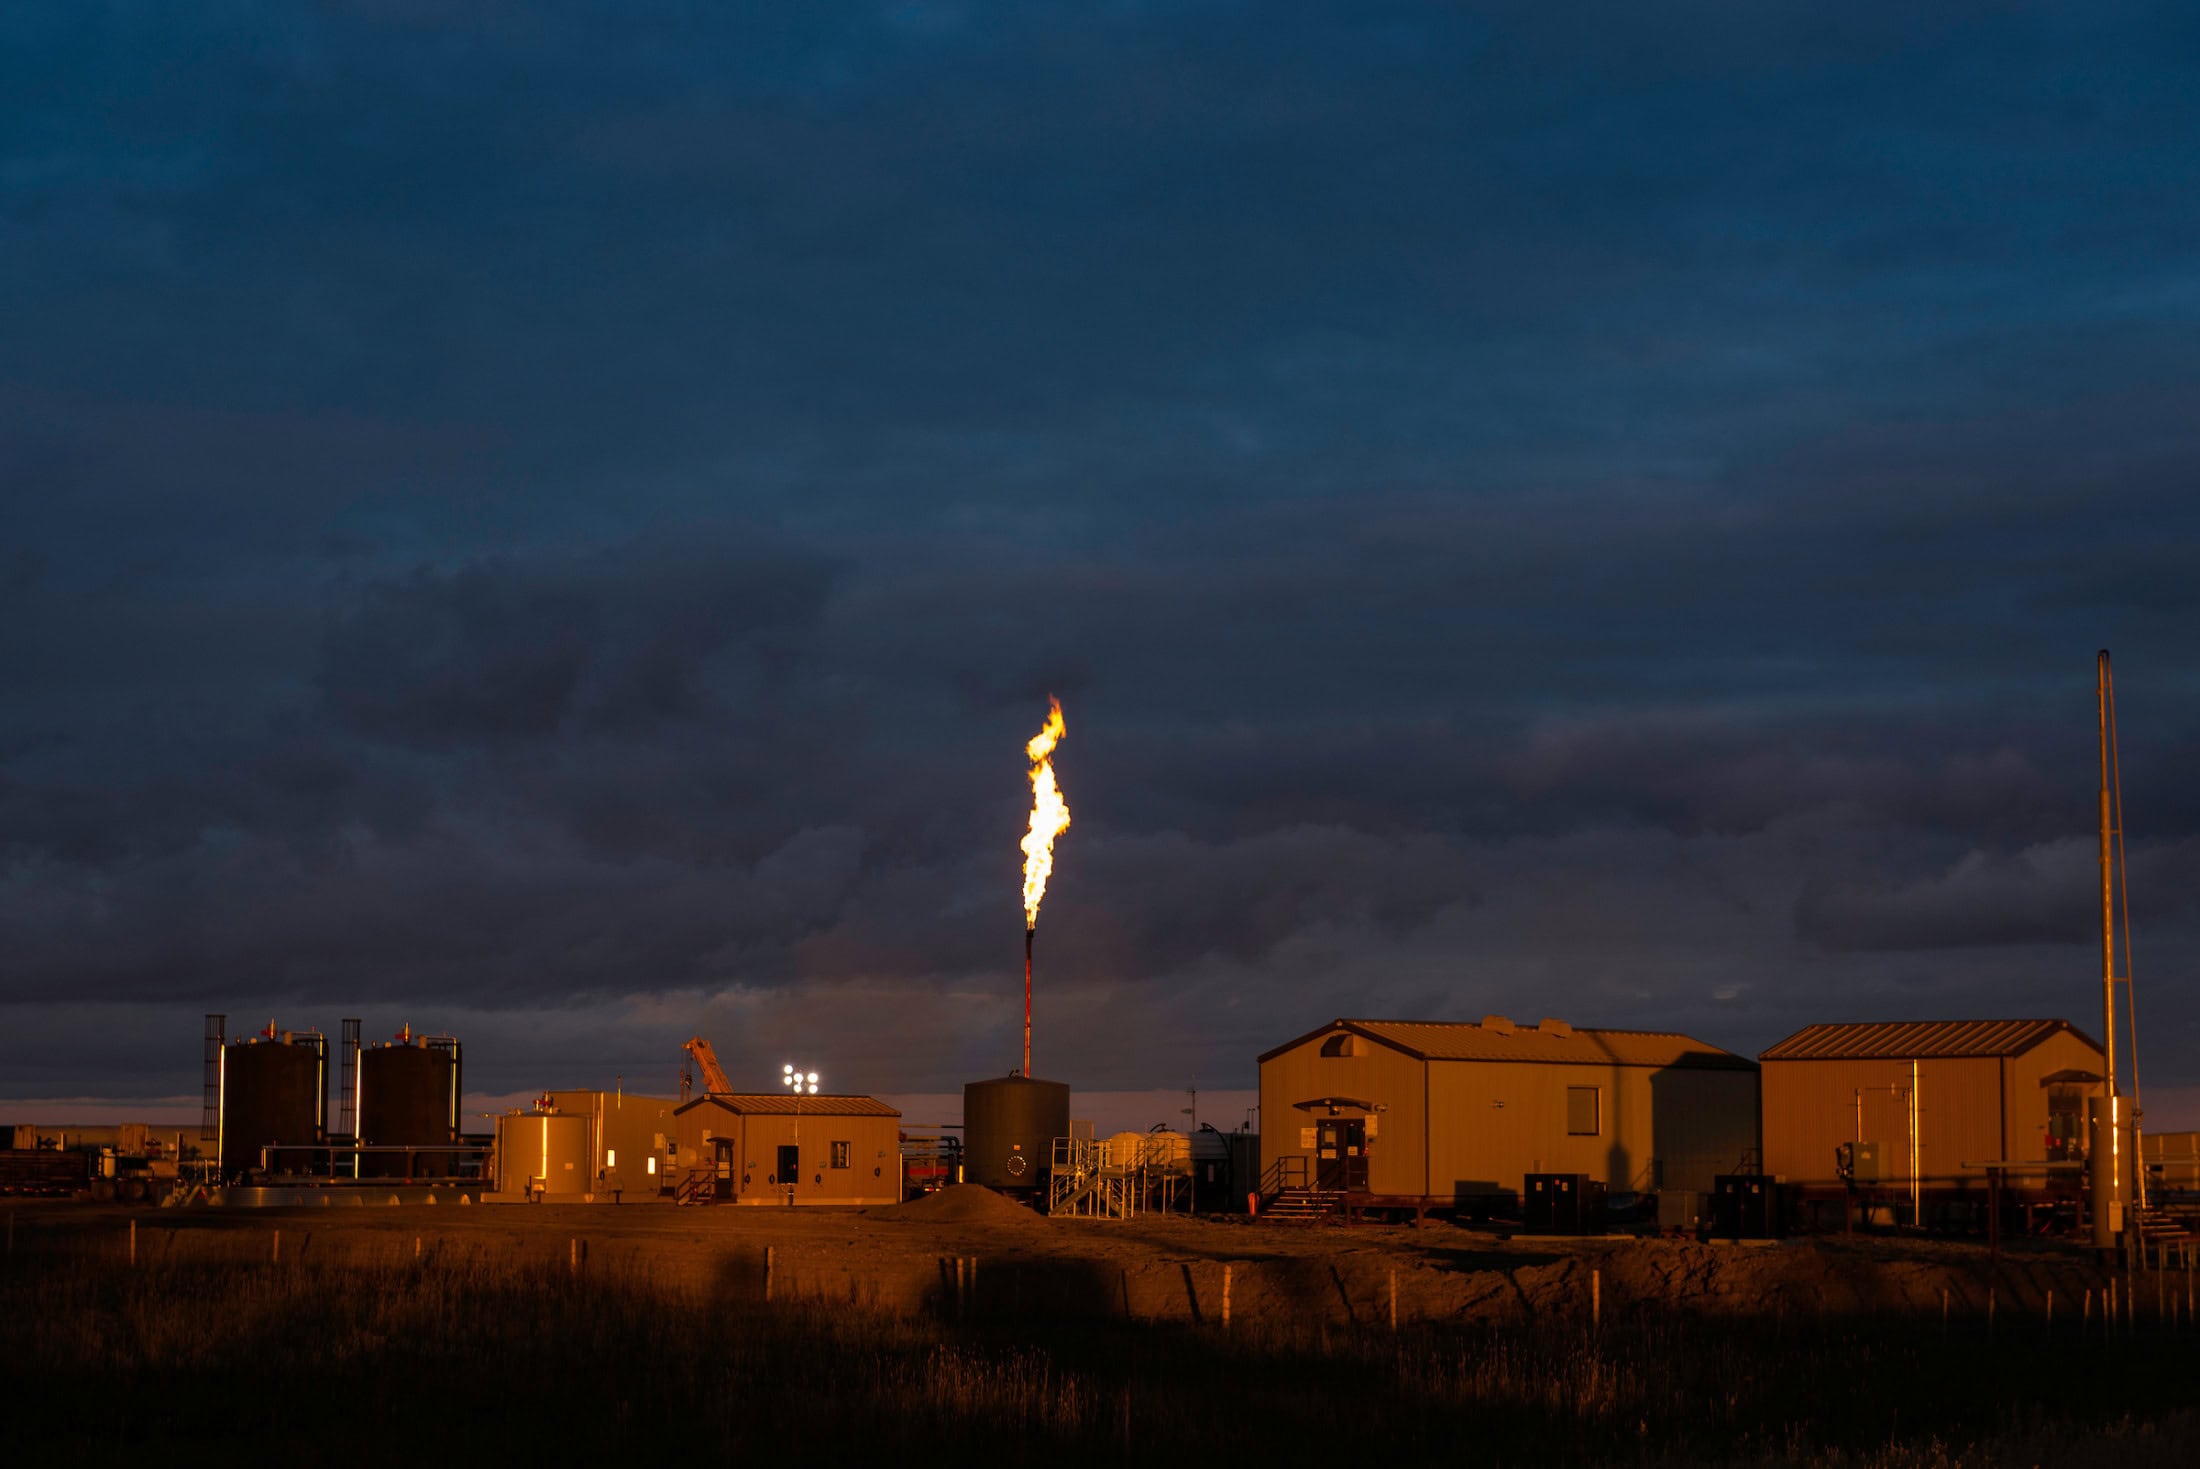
xmin=9 ymin=1 xmax=2200 ymax=1110
xmin=319 ymin=539 xmax=838 ymax=749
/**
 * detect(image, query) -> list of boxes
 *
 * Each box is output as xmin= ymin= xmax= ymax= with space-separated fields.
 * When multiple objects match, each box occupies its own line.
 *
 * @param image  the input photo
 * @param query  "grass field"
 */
xmin=3 ymin=1202 xmax=2195 ymax=1465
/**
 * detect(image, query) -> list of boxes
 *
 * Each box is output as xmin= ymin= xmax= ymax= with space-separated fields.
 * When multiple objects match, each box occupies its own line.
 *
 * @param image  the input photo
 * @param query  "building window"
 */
xmin=1566 ymin=1086 xmax=1600 ymax=1136
xmin=831 ymin=1140 xmax=852 ymax=1169
xmin=1319 ymin=1033 xmax=1362 ymax=1058
xmin=647 ymin=1156 xmax=657 ymax=1176
xmin=605 ymin=1149 xmax=616 ymax=1168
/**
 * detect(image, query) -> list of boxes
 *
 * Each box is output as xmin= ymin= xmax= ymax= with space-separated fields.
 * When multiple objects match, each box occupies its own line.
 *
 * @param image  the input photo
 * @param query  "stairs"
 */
xmin=2132 ymin=1204 xmax=2194 ymax=1253
xmin=675 ymin=1170 xmax=716 ymax=1206
xmin=1261 ymin=1187 xmax=1346 ymax=1223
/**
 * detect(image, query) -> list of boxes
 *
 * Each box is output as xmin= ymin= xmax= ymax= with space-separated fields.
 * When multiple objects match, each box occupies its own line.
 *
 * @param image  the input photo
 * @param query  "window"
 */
xmin=1319 ymin=1033 xmax=1362 ymax=1058
xmin=1566 ymin=1086 xmax=1600 ymax=1136
xmin=605 ymin=1149 xmax=617 ymax=1168
xmin=646 ymin=1156 xmax=657 ymax=1176
xmin=831 ymin=1140 xmax=852 ymax=1169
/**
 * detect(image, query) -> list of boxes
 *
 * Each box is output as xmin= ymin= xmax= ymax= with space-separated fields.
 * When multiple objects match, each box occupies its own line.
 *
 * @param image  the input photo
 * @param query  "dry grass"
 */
xmin=3 ymin=1221 xmax=2195 ymax=1466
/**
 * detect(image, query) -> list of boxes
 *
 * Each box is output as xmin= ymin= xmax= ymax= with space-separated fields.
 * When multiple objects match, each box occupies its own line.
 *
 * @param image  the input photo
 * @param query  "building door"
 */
xmin=776 ymin=1143 xmax=800 ymax=1198
xmin=712 ymin=1138 xmax=735 ymax=1203
xmin=1316 ymin=1119 xmax=1367 ymax=1191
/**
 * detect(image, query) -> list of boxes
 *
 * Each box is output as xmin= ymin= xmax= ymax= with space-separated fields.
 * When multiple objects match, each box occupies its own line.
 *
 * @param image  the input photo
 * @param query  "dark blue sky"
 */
xmin=6 ymin=3 xmax=2200 ymax=1119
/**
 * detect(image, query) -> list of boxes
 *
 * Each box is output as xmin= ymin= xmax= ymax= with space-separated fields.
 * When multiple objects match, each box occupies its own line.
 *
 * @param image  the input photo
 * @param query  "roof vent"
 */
xmin=1539 ymin=1018 xmax=1573 ymax=1038
xmin=1481 ymin=1014 xmax=1515 ymax=1036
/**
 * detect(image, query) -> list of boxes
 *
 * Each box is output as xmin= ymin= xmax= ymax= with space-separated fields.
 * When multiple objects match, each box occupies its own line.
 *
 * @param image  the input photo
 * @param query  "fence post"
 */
xmin=129 ymin=1219 xmax=136 ymax=1267
xmin=1391 ymin=1269 xmax=1399 ymax=1333
xmin=1592 ymin=1268 xmax=1601 ymax=1331
xmin=2046 ymin=1289 xmax=2053 ymax=1331
xmin=1223 ymin=1265 xmax=1232 ymax=1329
xmin=272 ymin=1229 xmax=280 ymax=1264
xmin=766 ymin=1245 xmax=775 ymax=1301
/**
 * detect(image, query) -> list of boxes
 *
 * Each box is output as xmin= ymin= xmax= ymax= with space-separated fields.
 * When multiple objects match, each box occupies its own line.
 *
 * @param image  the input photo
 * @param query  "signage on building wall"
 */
xmin=1300 ymin=1126 xmax=1317 ymax=1149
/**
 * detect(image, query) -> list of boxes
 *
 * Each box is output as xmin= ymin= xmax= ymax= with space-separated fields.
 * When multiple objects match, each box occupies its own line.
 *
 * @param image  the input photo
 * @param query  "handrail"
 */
xmin=1259 ymin=1155 xmax=1310 ymax=1197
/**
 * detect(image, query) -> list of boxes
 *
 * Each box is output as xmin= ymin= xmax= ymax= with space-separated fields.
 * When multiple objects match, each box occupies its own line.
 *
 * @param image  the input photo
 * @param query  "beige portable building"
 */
xmin=672 ymin=1093 xmax=902 ymax=1206
xmin=1757 ymin=1019 xmax=2104 ymax=1201
xmin=542 ymin=1090 xmax=680 ymax=1199
xmin=1257 ymin=1016 xmax=1759 ymax=1212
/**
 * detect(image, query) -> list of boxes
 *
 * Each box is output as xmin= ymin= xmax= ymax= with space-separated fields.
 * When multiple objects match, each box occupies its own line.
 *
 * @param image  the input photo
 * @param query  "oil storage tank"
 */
xmin=963 ymin=1074 xmax=1071 ymax=1191
xmin=219 ymin=1030 xmax=327 ymax=1181
xmin=493 ymin=1109 xmax=590 ymax=1197
xmin=358 ymin=1031 xmax=461 ymax=1178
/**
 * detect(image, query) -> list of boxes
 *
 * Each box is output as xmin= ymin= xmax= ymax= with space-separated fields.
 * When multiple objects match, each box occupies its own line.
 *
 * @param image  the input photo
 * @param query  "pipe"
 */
xmin=1023 ymin=924 xmax=1035 ymax=1079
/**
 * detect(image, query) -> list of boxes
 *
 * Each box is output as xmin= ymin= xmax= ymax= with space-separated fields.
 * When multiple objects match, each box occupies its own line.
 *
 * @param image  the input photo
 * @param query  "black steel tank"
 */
xmin=358 ymin=1041 xmax=459 ymax=1178
xmin=962 ymin=1074 xmax=1071 ymax=1191
xmin=220 ymin=1037 xmax=324 ymax=1180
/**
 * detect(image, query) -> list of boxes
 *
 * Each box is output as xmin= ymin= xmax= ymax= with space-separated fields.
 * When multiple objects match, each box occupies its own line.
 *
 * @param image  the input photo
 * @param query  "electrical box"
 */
xmin=1711 ymin=1173 xmax=1783 ymax=1239
xmin=1523 ymin=1172 xmax=1608 ymax=1235
xmin=1835 ymin=1141 xmax=1885 ymax=1183
xmin=1656 ymin=1189 xmax=1700 ymax=1232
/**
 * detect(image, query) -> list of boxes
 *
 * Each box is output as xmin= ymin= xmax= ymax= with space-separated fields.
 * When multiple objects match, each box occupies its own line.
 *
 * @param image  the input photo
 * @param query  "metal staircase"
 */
xmin=1261 ymin=1187 xmax=1346 ymax=1223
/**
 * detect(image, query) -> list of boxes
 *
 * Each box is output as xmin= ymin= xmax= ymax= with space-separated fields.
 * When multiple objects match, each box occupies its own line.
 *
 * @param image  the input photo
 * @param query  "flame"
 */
xmin=1021 ymin=697 xmax=1071 ymax=928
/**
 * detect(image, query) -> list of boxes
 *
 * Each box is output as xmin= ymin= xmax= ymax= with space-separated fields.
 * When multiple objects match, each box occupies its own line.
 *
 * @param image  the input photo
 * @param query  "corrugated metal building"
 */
xmin=1757 ymin=1019 xmax=2104 ymax=1202
xmin=672 ymin=1093 xmax=902 ymax=1206
xmin=1258 ymin=1016 xmax=1760 ymax=1211
xmin=2146 ymin=1131 xmax=2199 ymax=1193
xmin=542 ymin=1090 xmax=680 ymax=1199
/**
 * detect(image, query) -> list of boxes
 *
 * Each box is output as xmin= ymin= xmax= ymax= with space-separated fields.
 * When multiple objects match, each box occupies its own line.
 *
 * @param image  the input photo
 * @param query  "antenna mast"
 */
xmin=2089 ymin=651 xmax=2124 ymax=1256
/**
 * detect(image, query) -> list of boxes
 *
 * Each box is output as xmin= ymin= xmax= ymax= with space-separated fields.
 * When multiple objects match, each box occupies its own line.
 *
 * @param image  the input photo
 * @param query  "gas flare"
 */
xmin=1020 ymin=697 xmax=1071 ymax=928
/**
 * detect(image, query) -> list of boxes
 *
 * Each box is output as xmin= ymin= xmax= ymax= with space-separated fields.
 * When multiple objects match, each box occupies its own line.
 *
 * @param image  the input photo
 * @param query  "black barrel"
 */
xmin=962 ymin=1075 xmax=1071 ymax=1191
xmin=221 ymin=1039 xmax=324 ymax=1180
xmin=359 ymin=1043 xmax=458 ymax=1178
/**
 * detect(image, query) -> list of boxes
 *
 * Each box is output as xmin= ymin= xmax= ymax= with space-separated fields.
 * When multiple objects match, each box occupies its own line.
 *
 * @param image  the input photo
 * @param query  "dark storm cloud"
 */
xmin=319 ymin=540 xmax=837 ymax=748
xmin=7 ymin=2 xmax=2200 ymax=1113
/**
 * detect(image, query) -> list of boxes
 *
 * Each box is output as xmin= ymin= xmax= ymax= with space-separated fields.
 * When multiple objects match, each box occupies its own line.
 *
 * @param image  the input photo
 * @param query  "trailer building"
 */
xmin=541 ymin=1090 xmax=679 ymax=1199
xmin=1757 ymin=1019 xmax=2105 ymax=1211
xmin=1257 ymin=1016 xmax=1759 ymax=1213
xmin=672 ymin=1093 xmax=903 ymax=1205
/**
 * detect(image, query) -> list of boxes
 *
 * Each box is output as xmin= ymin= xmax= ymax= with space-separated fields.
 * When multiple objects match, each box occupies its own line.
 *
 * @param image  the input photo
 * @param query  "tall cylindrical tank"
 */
xmin=963 ymin=1075 xmax=1071 ymax=1191
xmin=359 ymin=1041 xmax=458 ymax=1178
xmin=220 ymin=1037 xmax=325 ymax=1180
xmin=494 ymin=1111 xmax=591 ymax=1196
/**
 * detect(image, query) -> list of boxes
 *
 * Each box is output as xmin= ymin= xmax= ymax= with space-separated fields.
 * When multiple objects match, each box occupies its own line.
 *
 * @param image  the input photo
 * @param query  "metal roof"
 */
xmin=1758 ymin=1019 xmax=2099 ymax=1062
xmin=1261 ymin=1018 xmax=1755 ymax=1070
xmin=672 ymin=1093 xmax=902 ymax=1118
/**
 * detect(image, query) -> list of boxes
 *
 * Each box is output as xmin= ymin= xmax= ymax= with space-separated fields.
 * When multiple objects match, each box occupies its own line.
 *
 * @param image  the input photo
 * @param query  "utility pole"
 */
xmin=2090 ymin=651 xmax=2123 ymax=1258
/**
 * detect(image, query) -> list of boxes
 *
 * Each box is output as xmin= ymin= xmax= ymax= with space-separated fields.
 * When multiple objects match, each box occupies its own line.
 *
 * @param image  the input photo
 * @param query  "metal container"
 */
xmin=1523 ymin=1172 xmax=1608 ymax=1234
xmin=220 ymin=1037 xmax=326 ymax=1180
xmin=359 ymin=1041 xmax=459 ymax=1178
xmin=963 ymin=1075 xmax=1071 ymax=1191
xmin=1711 ymin=1172 xmax=1784 ymax=1238
xmin=494 ymin=1111 xmax=591 ymax=1196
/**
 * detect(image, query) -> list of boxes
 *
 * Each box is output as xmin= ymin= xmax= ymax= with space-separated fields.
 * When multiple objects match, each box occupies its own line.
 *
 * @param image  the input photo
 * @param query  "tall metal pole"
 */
xmin=2091 ymin=650 xmax=2122 ymax=1255
xmin=1023 ymin=925 xmax=1035 ymax=1079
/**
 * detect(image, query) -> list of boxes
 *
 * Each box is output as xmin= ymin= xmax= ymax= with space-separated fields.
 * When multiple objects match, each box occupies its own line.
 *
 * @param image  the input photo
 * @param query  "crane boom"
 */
xmin=683 ymin=1036 xmax=733 ymax=1096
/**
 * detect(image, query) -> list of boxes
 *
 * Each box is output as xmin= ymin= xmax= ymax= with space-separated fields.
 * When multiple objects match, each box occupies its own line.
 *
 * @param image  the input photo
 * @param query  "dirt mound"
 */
xmin=877 ymin=1185 xmax=1048 ymax=1228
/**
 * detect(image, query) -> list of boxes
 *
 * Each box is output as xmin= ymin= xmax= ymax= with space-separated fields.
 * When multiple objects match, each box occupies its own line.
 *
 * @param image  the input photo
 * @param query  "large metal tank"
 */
xmin=963 ymin=1074 xmax=1071 ymax=1191
xmin=494 ymin=1110 xmax=591 ymax=1196
xmin=220 ymin=1036 xmax=325 ymax=1180
xmin=358 ymin=1040 xmax=459 ymax=1178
